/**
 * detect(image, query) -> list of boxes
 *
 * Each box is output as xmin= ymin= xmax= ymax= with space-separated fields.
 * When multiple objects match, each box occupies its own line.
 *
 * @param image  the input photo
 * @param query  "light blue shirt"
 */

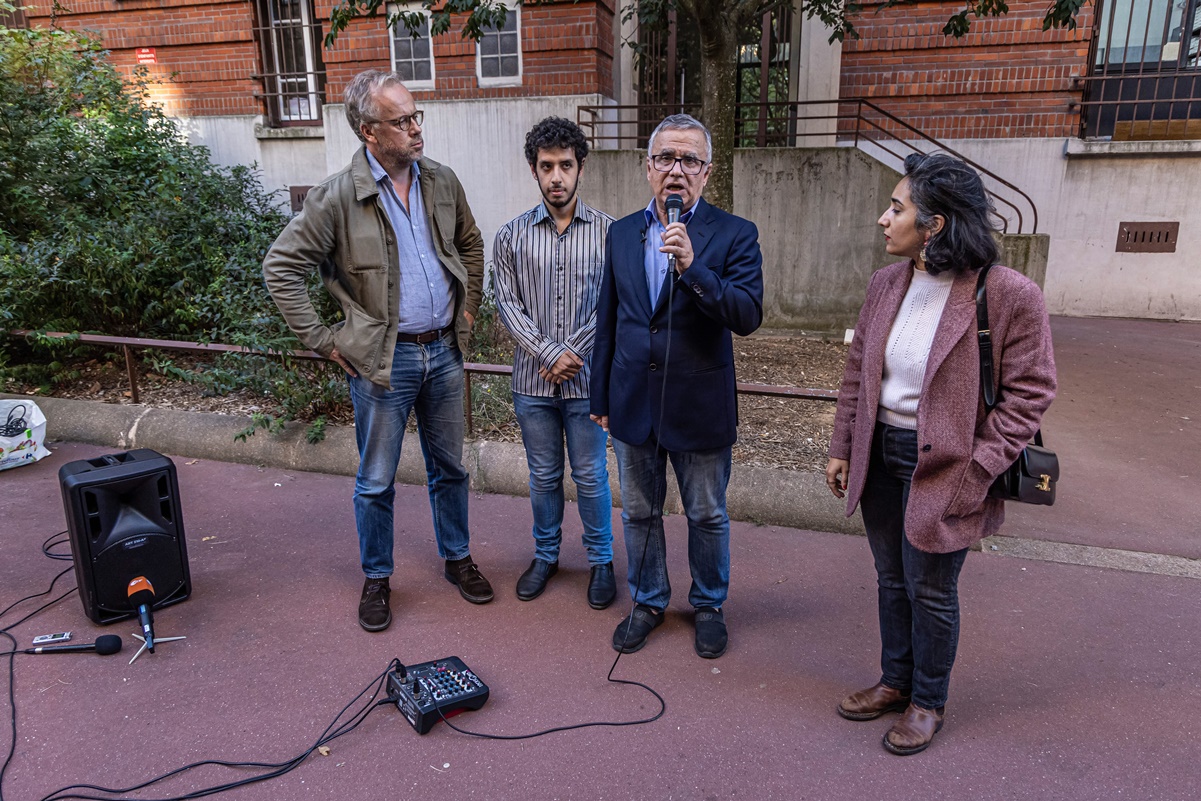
xmin=365 ymin=150 xmax=454 ymax=333
xmin=642 ymin=199 xmax=697 ymax=309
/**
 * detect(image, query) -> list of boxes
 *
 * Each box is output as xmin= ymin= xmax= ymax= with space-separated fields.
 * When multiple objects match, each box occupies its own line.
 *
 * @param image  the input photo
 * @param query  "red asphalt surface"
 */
xmin=1 ymin=316 xmax=1199 ymax=801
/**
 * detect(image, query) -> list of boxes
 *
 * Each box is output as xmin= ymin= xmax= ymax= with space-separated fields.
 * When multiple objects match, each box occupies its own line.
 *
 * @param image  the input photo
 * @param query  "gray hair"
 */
xmin=344 ymin=70 xmax=407 ymax=143
xmin=647 ymin=114 xmax=712 ymax=162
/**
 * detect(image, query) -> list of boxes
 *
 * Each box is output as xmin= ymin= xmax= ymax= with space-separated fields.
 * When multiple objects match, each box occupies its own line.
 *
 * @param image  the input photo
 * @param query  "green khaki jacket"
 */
xmin=263 ymin=148 xmax=484 ymax=388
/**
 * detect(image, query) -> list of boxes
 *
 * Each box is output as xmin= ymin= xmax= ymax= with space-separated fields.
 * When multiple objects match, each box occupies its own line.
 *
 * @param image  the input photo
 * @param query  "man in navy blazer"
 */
xmin=589 ymin=114 xmax=764 ymax=659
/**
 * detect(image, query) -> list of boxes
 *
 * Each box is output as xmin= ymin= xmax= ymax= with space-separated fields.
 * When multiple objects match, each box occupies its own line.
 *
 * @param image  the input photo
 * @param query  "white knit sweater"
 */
xmin=876 ymin=267 xmax=956 ymax=430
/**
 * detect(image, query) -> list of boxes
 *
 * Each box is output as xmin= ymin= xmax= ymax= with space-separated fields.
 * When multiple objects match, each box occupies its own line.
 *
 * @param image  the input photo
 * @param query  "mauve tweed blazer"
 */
xmin=829 ymin=261 xmax=1057 ymax=553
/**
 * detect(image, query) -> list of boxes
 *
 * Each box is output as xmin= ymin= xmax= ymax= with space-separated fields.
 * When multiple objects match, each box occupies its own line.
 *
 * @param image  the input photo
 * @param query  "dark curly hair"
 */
xmin=903 ymin=152 xmax=999 ymax=275
xmin=524 ymin=116 xmax=589 ymax=167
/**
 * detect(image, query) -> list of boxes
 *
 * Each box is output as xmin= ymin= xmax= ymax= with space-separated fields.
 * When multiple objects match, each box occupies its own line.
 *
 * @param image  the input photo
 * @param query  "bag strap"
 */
xmin=975 ymin=264 xmax=996 ymax=410
xmin=976 ymin=264 xmax=1044 ymax=448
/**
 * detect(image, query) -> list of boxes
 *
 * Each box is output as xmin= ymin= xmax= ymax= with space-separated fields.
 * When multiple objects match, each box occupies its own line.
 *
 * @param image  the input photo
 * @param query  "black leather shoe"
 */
xmin=516 ymin=559 xmax=558 ymax=601
xmin=612 ymin=604 xmax=664 ymax=653
xmin=694 ymin=607 xmax=727 ymax=658
xmin=444 ymin=556 xmax=494 ymax=604
xmin=358 ymin=577 xmax=391 ymax=632
xmin=587 ymin=562 xmax=617 ymax=610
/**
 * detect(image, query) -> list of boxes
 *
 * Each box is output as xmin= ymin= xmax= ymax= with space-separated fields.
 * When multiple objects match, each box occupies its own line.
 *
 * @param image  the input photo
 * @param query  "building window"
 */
xmin=477 ymin=6 xmax=521 ymax=87
xmin=388 ymin=5 xmax=435 ymax=90
xmin=1083 ymin=0 xmax=1201 ymax=139
xmin=254 ymin=0 xmax=327 ymax=125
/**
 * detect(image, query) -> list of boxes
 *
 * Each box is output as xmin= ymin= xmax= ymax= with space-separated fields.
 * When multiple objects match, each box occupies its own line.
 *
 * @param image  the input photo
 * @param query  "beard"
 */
xmin=540 ymin=179 xmax=577 ymax=209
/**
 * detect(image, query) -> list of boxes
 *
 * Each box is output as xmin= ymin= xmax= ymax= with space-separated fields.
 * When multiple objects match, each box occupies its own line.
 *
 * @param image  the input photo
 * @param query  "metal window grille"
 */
xmin=253 ymin=0 xmax=327 ymax=126
xmin=390 ymin=12 xmax=434 ymax=85
xmin=479 ymin=10 xmax=520 ymax=79
xmin=1081 ymin=0 xmax=1201 ymax=139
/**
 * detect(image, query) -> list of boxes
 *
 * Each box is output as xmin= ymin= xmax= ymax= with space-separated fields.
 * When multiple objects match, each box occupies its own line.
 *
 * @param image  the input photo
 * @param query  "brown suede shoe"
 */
xmin=883 ymin=703 xmax=945 ymax=755
xmin=837 ymin=682 xmax=911 ymax=721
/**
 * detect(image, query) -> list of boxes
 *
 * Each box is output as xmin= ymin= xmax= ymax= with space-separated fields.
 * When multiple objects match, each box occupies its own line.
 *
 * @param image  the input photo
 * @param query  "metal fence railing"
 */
xmin=10 ymin=332 xmax=838 ymax=436
xmin=578 ymin=98 xmax=1040 ymax=235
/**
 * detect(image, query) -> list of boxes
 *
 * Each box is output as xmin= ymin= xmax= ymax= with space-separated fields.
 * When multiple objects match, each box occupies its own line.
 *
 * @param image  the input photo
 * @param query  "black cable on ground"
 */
xmin=37 ymin=660 xmax=401 ymax=801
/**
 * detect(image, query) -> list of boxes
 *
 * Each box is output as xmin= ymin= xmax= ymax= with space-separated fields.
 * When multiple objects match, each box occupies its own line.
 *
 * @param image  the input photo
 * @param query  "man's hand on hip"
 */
xmin=328 ymin=347 xmax=358 ymax=378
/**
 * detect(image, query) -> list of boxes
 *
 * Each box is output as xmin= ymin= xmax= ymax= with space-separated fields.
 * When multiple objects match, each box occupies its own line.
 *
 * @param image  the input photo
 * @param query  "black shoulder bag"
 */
xmin=976 ymin=265 xmax=1059 ymax=506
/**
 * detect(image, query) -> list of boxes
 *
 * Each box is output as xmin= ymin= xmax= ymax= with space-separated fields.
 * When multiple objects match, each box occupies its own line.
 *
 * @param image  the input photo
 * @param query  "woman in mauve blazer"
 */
xmin=825 ymin=153 xmax=1056 ymax=756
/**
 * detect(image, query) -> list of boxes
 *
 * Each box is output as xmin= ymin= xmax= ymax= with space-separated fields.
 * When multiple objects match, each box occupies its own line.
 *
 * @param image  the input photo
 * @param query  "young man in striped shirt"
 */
xmin=493 ymin=117 xmax=616 ymax=609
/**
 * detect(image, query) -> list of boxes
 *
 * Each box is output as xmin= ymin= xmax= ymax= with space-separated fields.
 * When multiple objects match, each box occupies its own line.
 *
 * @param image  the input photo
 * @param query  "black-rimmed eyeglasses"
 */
xmin=377 ymin=110 xmax=424 ymax=132
xmin=649 ymin=153 xmax=708 ymax=175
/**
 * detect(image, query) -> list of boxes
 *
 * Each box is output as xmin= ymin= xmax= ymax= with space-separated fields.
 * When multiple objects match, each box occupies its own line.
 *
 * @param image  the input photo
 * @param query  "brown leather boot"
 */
xmin=883 ymin=703 xmax=945 ymax=755
xmin=837 ymin=682 xmax=911 ymax=721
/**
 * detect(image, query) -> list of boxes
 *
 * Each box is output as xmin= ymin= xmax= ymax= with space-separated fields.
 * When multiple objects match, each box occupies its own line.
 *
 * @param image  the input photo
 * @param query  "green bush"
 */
xmin=0 ymin=25 xmax=293 ymax=340
xmin=0 ymin=19 xmax=351 ymax=438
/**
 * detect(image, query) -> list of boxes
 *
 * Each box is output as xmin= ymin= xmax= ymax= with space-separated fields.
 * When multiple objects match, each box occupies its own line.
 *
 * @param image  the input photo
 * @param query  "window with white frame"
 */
xmin=477 ymin=5 xmax=521 ymax=86
xmin=388 ymin=4 xmax=435 ymax=90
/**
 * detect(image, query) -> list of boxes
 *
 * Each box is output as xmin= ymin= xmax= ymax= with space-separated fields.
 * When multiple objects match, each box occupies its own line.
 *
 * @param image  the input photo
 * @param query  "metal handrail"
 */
xmin=9 ymin=331 xmax=838 ymax=435
xmin=577 ymin=98 xmax=1040 ymax=234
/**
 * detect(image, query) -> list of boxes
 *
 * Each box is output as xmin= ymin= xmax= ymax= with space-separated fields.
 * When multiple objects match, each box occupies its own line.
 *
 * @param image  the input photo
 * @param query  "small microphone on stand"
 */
xmin=664 ymin=193 xmax=684 ymax=274
xmin=127 ymin=576 xmax=157 ymax=654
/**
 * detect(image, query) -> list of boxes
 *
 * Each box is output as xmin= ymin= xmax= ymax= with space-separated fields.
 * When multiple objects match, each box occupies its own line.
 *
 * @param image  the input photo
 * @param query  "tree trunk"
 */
xmin=691 ymin=1 xmax=742 ymax=212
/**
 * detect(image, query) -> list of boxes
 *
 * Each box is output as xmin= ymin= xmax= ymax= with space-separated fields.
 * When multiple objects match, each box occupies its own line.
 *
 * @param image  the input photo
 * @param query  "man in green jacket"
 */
xmin=263 ymin=69 xmax=493 ymax=633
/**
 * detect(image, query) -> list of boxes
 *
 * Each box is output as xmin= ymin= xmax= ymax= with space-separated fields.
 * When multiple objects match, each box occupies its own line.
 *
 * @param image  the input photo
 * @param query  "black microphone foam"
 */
xmin=95 ymin=635 xmax=123 ymax=655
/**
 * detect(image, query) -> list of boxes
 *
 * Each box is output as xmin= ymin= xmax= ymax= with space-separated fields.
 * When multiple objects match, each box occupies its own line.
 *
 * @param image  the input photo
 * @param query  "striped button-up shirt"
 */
xmin=493 ymin=199 xmax=613 ymax=398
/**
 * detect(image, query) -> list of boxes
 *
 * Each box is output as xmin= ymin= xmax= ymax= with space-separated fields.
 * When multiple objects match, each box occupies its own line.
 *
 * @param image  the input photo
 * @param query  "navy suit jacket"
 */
xmin=589 ymin=197 xmax=764 ymax=451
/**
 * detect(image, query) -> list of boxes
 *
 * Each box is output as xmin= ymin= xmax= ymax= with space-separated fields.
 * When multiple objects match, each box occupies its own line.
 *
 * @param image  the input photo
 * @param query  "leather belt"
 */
xmin=396 ymin=326 xmax=452 ymax=345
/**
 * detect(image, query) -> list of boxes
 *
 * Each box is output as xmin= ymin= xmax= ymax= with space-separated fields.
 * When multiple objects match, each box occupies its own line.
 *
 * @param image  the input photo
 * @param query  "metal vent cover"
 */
xmin=1116 ymin=221 xmax=1179 ymax=253
xmin=289 ymin=185 xmax=313 ymax=214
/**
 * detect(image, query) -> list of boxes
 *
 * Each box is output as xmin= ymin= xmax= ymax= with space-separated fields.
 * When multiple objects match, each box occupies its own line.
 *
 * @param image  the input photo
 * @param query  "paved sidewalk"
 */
xmin=1003 ymin=316 xmax=1201 ymax=560
xmin=2 ymin=441 xmax=1198 ymax=801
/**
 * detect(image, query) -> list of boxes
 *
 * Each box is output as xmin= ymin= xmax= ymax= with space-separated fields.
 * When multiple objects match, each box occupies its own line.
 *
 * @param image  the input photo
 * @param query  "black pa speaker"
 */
xmin=59 ymin=449 xmax=192 ymax=624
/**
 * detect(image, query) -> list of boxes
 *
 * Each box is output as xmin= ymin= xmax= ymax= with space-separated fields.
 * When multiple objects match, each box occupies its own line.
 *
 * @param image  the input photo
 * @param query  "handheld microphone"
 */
xmin=664 ymin=193 xmax=683 ymax=274
xmin=127 ymin=576 xmax=157 ymax=653
xmin=25 ymin=635 xmax=122 ymax=656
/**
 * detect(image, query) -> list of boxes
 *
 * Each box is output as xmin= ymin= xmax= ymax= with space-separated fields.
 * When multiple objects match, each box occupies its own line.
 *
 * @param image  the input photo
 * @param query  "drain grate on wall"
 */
xmin=1115 ymin=221 xmax=1179 ymax=253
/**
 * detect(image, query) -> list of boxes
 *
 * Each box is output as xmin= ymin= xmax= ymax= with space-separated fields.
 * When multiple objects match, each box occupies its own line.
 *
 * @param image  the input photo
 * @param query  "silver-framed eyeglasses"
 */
xmin=649 ymin=153 xmax=708 ymax=175
xmin=378 ymin=110 xmax=424 ymax=132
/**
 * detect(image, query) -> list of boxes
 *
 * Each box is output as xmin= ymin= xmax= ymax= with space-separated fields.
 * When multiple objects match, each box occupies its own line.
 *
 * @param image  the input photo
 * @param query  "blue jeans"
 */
xmin=860 ymin=422 xmax=968 ymax=710
xmin=512 ymin=394 xmax=613 ymax=565
xmin=347 ymin=334 xmax=471 ymax=578
xmin=611 ymin=436 xmax=732 ymax=610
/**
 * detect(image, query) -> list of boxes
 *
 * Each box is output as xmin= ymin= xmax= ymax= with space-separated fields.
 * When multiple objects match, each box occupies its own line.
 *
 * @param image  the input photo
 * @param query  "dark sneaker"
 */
xmin=516 ymin=559 xmax=558 ymax=601
xmin=587 ymin=562 xmax=617 ymax=610
xmin=444 ymin=555 xmax=494 ymax=604
xmin=612 ymin=604 xmax=664 ymax=653
xmin=358 ymin=577 xmax=392 ymax=632
xmin=694 ymin=606 xmax=727 ymax=658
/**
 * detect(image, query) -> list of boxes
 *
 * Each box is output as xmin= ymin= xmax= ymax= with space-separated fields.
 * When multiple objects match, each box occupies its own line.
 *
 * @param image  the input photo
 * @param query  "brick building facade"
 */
xmin=840 ymin=1 xmax=1095 ymax=140
xmin=22 ymin=0 xmax=615 ymax=121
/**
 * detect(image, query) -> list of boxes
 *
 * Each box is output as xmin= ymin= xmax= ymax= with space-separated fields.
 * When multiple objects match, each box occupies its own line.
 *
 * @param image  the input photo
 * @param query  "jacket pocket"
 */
xmin=434 ymin=200 xmax=456 ymax=247
xmin=347 ymin=216 xmax=387 ymax=273
xmin=944 ymin=458 xmax=992 ymax=519
xmin=332 ymin=304 xmax=387 ymax=376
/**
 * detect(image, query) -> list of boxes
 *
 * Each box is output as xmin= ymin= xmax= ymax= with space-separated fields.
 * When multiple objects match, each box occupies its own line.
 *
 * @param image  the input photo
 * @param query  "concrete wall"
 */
xmin=585 ymin=148 xmax=898 ymax=332
xmin=323 ymin=95 xmax=612 ymax=261
xmin=943 ymin=138 xmax=1201 ymax=321
xmin=173 ymin=115 xmax=329 ymax=205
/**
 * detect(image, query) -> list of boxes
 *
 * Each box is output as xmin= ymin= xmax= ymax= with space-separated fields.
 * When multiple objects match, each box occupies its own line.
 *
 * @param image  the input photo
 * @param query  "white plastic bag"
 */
xmin=0 ymin=399 xmax=51 ymax=472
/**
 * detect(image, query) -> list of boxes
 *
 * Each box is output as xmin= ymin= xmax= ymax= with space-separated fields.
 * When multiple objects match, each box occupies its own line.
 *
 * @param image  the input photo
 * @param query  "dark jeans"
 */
xmin=860 ymin=422 xmax=968 ymax=710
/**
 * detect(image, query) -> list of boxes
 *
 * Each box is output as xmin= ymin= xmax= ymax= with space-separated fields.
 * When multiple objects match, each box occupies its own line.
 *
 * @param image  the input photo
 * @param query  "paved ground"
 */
xmin=2 ymin=315 xmax=1199 ymax=800
xmin=3 ymin=439 xmax=1199 ymax=801
xmin=1004 ymin=316 xmax=1201 ymax=559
